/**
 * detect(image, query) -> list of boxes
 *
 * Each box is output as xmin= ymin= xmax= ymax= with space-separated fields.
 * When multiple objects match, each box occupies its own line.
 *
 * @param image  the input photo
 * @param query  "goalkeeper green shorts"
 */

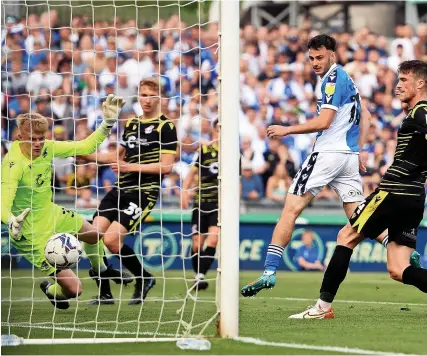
xmin=10 ymin=204 xmax=84 ymax=276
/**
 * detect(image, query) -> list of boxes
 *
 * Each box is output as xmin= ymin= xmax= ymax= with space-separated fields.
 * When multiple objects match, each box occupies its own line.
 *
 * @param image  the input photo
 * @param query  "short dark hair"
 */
xmin=398 ymin=60 xmax=427 ymax=83
xmin=307 ymin=34 xmax=337 ymax=51
xmin=213 ymin=119 xmax=219 ymax=128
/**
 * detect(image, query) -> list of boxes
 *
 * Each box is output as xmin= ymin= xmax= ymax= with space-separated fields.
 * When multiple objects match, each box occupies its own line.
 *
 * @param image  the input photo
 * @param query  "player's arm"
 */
xmin=1 ymin=159 xmax=30 ymax=239
xmin=1 ymin=158 xmax=21 ymax=225
xmin=112 ymin=120 xmax=178 ymax=175
xmin=181 ymin=165 xmax=198 ymax=210
xmin=358 ymin=104 xmax=371 ymax=149
xmin=267 ymin=76 xmax=344 ymax=137
xmin=81 ymin=145 xmax=126 ymax=164
xmin=269 ymin=108 xmax=336 ymax=137
xmin=52 ymin=95 xmax=125 ymax=158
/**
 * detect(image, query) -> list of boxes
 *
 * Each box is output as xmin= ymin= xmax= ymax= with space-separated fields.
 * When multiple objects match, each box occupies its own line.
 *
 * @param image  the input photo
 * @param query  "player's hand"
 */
xmin=8 ymin=208 xmax=31 ymax=240
xmin=267 ymin=125 xmax=290 ymax=138
xmin=111 ymin=160 xmax=137 ymax=174
xmin=359 ymin=155 xmax=367 ymax=173
xmin=102 ymin=94 xmax=126 ymax=127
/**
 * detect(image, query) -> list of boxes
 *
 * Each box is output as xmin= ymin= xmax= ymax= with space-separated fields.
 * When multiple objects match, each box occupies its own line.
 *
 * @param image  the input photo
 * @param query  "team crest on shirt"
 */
xmin=145 ymin=125 xmax=155 ymax=134
xmin=42 ymin=148 xmax=48 ymax=158
xmin=9 ymin=161 xmax=15 ymax=168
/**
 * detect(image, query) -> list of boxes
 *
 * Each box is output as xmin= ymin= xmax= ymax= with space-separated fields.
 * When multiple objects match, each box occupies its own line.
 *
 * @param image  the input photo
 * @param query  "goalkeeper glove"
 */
xmin=102 ymin=94 xmax=126 ymax=128
xmin=8 ymin=208 xmax=31 ymax=240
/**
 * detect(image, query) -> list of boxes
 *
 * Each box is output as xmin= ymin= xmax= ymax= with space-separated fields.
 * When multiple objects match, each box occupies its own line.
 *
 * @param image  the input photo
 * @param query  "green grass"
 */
xmin=2 ymin=270 xmax=426 ymax=355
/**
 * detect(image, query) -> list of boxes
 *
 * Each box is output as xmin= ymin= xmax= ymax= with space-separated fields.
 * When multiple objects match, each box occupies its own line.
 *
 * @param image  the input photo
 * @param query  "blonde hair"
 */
xmin=17 ymin=113 xmax=49 ymax=134
xmin=139 ymin=77 xmax=163 ymax=95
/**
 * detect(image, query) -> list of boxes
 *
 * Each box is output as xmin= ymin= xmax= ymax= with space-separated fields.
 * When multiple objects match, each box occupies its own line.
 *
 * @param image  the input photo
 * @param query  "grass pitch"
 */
xmin=2 ymin=270 xmax=426 ymax=355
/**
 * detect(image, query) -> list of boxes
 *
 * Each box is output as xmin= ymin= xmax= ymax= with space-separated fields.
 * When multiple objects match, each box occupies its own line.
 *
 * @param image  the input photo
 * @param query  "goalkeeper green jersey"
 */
xmin=1 ymin=127 xmax=109 ymax=227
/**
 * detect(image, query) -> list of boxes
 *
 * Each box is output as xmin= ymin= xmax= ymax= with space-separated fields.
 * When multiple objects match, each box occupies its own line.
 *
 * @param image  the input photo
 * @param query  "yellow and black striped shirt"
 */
xmin=118 ymin=114 xmax=177 ymax=194
xmin=379 ymin=101 xmax=427 ymax=196
xmin=192 ymin=143 xmax=219 ymax=210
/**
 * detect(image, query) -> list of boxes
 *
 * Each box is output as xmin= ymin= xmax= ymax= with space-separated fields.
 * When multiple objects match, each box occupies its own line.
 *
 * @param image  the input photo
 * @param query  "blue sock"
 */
xmin=264 ymin=244 xmax=284 ymax=274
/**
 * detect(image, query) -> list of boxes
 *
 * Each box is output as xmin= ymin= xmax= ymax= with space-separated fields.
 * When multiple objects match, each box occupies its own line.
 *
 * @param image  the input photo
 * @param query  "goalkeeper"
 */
xmin=1 ymin=95 xmax=130 ymax=310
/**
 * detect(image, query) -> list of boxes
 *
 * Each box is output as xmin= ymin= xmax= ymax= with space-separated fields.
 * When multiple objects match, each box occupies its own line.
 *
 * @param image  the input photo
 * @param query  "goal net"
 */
xmin=1 ymin=0 xmax=239 ymax=345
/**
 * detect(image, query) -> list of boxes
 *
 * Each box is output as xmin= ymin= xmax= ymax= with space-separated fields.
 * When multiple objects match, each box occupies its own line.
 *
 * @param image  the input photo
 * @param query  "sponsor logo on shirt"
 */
xmin=145 ymin=125 xmax=155 ymax=134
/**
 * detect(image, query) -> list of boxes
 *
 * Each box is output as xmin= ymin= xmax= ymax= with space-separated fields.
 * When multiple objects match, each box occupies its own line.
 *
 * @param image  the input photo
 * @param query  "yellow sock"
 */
xmin=47 ymin=283 xmax=65 ymax=298
xmin=83 ymin=240 xmax=107 ymax=272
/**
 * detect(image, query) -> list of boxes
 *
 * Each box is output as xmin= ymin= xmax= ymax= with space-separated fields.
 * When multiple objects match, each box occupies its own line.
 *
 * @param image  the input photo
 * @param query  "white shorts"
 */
xmin=288 ymin=152 xmax=364 ymax=203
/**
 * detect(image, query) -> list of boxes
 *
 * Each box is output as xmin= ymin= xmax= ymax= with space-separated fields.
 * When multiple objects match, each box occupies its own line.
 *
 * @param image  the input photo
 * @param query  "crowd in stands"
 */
xmin=1 ymin=10 xmax=427 ymax=207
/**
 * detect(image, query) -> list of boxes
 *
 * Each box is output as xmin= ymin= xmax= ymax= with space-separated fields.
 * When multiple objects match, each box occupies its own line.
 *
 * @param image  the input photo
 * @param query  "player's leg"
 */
xmin=289 ymin=189 xmax=390 ymax=319
xmin=103 ymin=221 xmax=154 ymax=305
xmin=191 ymin=208 xmax=205 ymax=277
xmin=59 ymin=205 xmax=130 ymax=283
xmin=192 ymin=210 xmax=218 ymax=290
xmin=289 ymin=223 xmax=365 ymax=319
xmin=241 ymin=152 xmax=325 ymax=296
xmin=86 ymin=215 xmax=132 ymax=305
xmin=387 ymin=242 xmax=427 ymax=291
xmin=336 ymin=158 xmax=422 ymax=267
xmin=197 ymin=225 xmax=219 ymax=289
xmin=240 ymin=191 xmax=314 ymax=296
xmin=40 ymin=269 xmax=83 ymax=310
xmin=386 ymin=196 xmax=427 ymax=292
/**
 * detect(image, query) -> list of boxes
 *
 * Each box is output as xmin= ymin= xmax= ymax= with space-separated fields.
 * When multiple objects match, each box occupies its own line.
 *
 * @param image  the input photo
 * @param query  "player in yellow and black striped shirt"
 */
xmin=83 ymin=78 xmax=177 ymax=305
xmin=181 ymin=120 xmax=219 ymax=290
xmin=289 ymin=60 xmax=427 ymax=319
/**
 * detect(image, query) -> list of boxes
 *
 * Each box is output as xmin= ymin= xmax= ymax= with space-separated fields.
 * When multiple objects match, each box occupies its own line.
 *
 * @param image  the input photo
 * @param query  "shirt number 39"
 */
xmin=123 ymin=202 xmax=143 ymax=219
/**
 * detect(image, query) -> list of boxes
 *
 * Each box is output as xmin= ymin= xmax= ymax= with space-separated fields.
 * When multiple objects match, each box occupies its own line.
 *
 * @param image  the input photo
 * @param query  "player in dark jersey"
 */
xmin=181 ymin=120 xmax=219 ymax=290
xmin=289 ymin=60 xmax=427 ymax=319
xmin=83 ymin=78 xmax=178 ymax=305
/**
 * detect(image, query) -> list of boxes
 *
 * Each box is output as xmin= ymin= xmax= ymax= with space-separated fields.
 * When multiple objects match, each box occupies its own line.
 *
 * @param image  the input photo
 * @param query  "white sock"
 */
xmin=263 ymin=270 xmax=275 ymax=276
xmin=99 ymin=264 xmax=108 ymax=273
xmin=316 ymin=299 xmax=332 ymax=311
xmin=381 ymin=235 xmax=389 ymax=248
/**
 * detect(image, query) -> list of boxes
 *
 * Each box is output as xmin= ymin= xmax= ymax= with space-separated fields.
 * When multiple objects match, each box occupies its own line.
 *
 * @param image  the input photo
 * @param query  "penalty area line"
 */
xmin=234 ymin=336 xmax=421 ymax=356
xmin=246 ymin=297 xmax=427 ymax=307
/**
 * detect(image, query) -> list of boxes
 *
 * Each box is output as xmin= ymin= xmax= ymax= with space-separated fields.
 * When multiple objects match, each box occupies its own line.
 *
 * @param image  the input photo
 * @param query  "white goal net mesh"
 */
xmin=1 ymin=0 xmax=220 ymax=343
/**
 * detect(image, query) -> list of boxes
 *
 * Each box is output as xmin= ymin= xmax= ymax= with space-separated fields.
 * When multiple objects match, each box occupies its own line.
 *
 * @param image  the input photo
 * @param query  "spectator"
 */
xmin=241 ymin=159 xmax=264 ymax=201
xmin=26 ymin=59 xmax=62 ymax=95
xmin=65 ymin=163 xmax=98 ymax=208
xmin=241 ymin=135 xmax=265 ymax=174
xmin=294 ymin=230 xmax=325 ymax=271
xmin=266 ymin=164 xmax=290 ymax=202
xmin=2 ymin=10 xmax=426 ymax=209
xmin=162 ymin=169 xmax=181 ymax=197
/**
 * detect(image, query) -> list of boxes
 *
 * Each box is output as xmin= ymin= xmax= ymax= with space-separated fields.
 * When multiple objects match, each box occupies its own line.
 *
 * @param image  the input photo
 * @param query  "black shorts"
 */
xmin=94 ymin=189 xmax=157 ymax=233
xmin=191 ymin=208 xmax=218 ymax=235
xmin=349 ymin=189 xmax=425 ymax=249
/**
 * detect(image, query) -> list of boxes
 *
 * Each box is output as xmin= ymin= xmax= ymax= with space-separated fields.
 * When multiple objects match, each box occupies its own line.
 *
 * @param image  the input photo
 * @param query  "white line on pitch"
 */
xmin=241 ymin=296 xmax=427 ymax=306
xmin=234 ymin=336 xmax=421 ymax=356
xmin=2 ymin=323 xmax=178 ymax=338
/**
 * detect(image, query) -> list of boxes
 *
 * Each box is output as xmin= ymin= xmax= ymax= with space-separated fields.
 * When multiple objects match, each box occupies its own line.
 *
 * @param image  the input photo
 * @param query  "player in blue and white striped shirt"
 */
xmin=241 ymin=34 xmax=421 ymax=301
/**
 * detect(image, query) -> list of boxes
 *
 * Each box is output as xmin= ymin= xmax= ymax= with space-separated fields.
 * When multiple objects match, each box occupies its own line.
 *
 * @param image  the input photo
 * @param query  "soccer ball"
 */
xmin=44 ymin=233 xmax=82 ymax=270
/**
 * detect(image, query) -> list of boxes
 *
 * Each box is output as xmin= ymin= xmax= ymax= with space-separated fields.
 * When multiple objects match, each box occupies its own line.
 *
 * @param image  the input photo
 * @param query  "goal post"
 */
xmin=1 ymin=0 xmax=240 ymax=346
xmin=218 ymin=0 xmax=240 ymax=339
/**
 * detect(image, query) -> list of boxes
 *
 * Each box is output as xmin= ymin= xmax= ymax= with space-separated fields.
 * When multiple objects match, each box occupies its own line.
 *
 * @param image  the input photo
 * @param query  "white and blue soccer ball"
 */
xmin=44 ymin=233 xmax=82 ymax=270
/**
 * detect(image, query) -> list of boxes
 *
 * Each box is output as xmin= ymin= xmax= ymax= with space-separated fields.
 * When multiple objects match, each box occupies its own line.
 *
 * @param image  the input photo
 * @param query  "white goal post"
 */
xmin=1 ymin=0 xmax=240 ymax=346
xmin=218 ymin=0 xmax=240 ymax=339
